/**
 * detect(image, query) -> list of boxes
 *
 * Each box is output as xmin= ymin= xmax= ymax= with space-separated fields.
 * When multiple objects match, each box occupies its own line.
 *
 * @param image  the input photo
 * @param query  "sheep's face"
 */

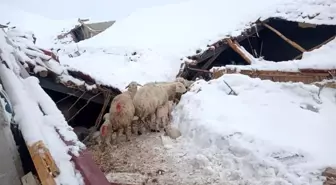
xmin=126 ymin=81 xmax=142 ymax=91
xmin=175 ymin=82 xmax=187 ymax=93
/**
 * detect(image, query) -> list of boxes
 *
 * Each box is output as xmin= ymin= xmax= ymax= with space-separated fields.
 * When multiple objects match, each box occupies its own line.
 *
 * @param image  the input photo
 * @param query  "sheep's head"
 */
xmin=175 ymin=82 xmax=187 ymax=93
xmin=126 ymin=81 xmax=142 ymax=98
xmin=126 ymin=81 xmax=142 ymax=90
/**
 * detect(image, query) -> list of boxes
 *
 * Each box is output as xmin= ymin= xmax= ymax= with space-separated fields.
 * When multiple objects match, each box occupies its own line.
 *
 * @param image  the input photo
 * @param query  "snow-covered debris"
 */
xmin=0 ymin=29 xmax=84 ymax=184
xmin=173 ymin=74 xmax=336 ymax=184
xmin=212 ymin=37 xmax=336 ymax=73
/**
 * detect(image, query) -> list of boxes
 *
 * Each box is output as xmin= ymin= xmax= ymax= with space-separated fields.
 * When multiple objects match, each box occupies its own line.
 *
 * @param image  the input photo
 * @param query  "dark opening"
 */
xmin=185 ymin=46 xmax=248 ymax=80
xmin=186 ymin=18 xmax=336 ymax=80
xmin=11 ymin=124 xmax=37 ymax=176
xmin=72 ymin=26 xmax=85 ymax=43
xmin=43 ymin=88 xmax=108 ymax=140
xmin=239 ymin=18 xmax=336 ymax=61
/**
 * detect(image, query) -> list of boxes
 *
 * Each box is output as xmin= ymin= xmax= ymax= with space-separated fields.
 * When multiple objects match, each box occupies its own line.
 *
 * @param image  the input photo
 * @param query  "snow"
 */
xmin=0 ymin=30 xmax=84 ymax=184
xmin=173 ymin=74 xmax=336 ymax=184
xmin=2 ymin=0 xmax=336 ymax=89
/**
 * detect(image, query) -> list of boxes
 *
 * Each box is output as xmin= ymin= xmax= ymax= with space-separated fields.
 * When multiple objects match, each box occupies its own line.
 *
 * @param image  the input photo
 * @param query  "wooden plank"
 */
xmin=226 ymin=39 xmax=252 ymax=64
xmin=262 ymin=22 xmax=306 ymax=52
xmin=27 ymin=141 xmax=59 ymax=185
xmin=37 ymin=77 xmax=106 ymax=104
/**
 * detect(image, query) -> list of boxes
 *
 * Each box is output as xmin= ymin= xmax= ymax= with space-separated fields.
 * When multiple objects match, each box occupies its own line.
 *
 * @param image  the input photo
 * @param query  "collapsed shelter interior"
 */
xmin=183 ymin=18 xmax=336 ymax=80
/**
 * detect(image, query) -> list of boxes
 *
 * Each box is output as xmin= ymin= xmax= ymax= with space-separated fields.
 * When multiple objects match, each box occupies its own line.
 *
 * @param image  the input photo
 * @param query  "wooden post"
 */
xmin=226 ymin=38 xmax=252 ymax=64
xmin=262 ymin=22 xmax=306 ymax=52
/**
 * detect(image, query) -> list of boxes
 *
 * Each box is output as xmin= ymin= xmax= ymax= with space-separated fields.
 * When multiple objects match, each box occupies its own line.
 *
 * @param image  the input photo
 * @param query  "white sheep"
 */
xmin=133 ymin=82 xmax=186 ymax=134
xmin=108 ymin=81 xmax=141 ymax=144
xmin=99 ymin=113 xmax=112 ymax=146
xmin=155 ymin=100 xmax=174 ymax=131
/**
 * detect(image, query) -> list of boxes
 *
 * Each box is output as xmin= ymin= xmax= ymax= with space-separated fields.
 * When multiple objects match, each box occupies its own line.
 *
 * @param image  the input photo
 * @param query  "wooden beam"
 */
xmin=37 ymin=77 xmax=106 ymax=104
xmin=226 ymin=38 xmax=252 ymax=64
xmin=192 ymin=51 xmax=222 ymax=80
xmin=27 ymin=141 xmax=59 ymax=185
xmin=262 ymin=22 xmax=306 ymax=53
xmin=293 ymin=35 xmax=336 ymax=60
xmin=194 ymin=23 xmax=265 ymax=64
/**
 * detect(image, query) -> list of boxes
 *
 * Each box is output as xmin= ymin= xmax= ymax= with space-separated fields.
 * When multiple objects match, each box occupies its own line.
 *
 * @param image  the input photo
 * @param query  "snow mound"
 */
xmin=59 ymin=0 xmax=283 ymax=89
xmin=0 ymin=3 xmax=76 ymax=48
xmin=173 ymin=74 xmax=336 ymax=184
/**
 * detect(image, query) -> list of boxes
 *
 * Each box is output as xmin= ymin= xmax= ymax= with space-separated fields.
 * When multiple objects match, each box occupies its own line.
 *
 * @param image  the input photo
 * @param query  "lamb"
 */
xmin=133 ymin=82 xmax=186 ymax=134
xmin=155 ymin=100 xmax=174 ymax=131
xmin=107 ymin=81 xmax=141 ymax=144
xmin=99 ymin=113 xmax=112 ymax=146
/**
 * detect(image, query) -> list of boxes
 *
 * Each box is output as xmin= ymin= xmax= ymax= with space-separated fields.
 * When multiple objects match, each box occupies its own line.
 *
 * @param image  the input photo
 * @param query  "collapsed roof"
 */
xmin=177 ymin=0 xmax=336 ymax=83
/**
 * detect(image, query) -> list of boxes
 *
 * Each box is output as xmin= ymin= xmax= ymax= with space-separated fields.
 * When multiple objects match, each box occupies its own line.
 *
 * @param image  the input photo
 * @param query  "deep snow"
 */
xmin=1 ymin=0 xmax=336 ymax=184
xmin=173 ymin=74 xmax=336 ymax=184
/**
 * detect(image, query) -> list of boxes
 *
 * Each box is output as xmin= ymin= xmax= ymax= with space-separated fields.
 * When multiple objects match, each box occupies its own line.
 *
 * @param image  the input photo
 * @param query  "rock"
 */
xmin=164 ymin=125 xmax=181 ymax=139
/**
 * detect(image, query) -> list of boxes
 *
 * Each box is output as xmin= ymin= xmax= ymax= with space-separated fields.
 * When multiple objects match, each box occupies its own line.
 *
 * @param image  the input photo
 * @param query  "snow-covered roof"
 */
xmin=57 ymin=0 xmax=336 ymax=89
xmin=2 ymin=0 xmax=336 ymax=90
xmin=0 ymin=28 xmax=85 ymax=184
xmin=2 ymin=27 xmax=122 ymax=95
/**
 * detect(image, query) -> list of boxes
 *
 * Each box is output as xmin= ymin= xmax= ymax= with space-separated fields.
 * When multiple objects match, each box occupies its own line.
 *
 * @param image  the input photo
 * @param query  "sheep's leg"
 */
xmin=131 ymin=121 xmax=137 ymax=134
xmin=115 ymin=128 xmax=123 ymax=144
xmin=124 ymin=125 xmax=130 ymax=142
xmin=149 ymin=113 xmax=157 ymax=132
xmin=137 ymin=118 xmax=146 ymax=135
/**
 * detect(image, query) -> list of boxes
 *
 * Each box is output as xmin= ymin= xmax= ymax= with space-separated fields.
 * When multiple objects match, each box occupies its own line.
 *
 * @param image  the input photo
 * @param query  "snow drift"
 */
xmin=173 ymin=74 xmax=336 ymax=184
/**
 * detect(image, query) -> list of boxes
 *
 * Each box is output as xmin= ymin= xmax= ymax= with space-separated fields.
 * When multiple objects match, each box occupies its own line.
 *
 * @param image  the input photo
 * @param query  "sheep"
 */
xmin=175 ymin=77 xmax=194 ymax=89
xmin=133 ymin=82 xmax=186 ymax=134
xmin=107 ymin=81 xmax=141 ymax=144
xmin=99 ymin=113 xmax=112 ymax=147
xmin=155 ymin=100 xmax=174 ymax=131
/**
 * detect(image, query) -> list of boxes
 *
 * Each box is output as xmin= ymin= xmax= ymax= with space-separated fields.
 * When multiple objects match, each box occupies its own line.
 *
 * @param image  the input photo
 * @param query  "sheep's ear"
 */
xmin=125 ymin=84 xmax=130 ymax=88
xmin=136 ymin=83 xmax=142 ymax=87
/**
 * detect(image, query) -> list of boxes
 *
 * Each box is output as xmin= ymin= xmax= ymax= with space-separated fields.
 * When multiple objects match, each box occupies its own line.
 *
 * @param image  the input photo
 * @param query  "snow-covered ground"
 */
xmin=1 ymin=0 xmax=336 ymax=184
xmin=173 ymin=74 xmax=336 ymax=184
xmin=89 ymin=74 xmax=336 ymax=185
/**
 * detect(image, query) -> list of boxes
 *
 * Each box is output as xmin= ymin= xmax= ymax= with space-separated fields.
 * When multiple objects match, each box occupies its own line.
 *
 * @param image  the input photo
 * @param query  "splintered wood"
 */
xmin=225 ymin=38 xmax=252 ymax=64
xmin=27 ymin=140 xmax=60 ymax=185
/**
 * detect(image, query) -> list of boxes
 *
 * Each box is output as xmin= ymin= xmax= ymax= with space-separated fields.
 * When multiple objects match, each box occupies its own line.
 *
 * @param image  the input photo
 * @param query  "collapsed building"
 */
xmin=178 ymin=9 xmax=336 ymax=87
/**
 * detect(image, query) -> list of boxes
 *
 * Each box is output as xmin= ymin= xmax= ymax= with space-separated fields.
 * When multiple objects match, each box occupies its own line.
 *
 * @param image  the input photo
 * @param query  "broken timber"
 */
xmin=27 ymin=141 xmax=59 ymax=185
xmin=212 ymin=68 xmax=336 ymax=85
xmin=261 ymin=22 xmax=307 ymax=53
xmin=192 ymin=51 xmax=222 ymax=80
xmin=226 ymin=38 xmax=252 ymax=64
xmin=189 ymin=23 xmax=265 ymax=64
